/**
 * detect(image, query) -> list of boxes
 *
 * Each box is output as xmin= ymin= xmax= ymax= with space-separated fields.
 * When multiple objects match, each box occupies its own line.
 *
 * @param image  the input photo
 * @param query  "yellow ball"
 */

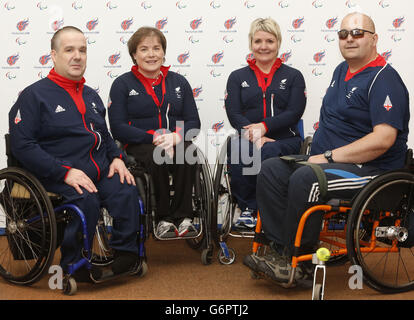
xmin=316 ymin=247 xmax=330 ymax=262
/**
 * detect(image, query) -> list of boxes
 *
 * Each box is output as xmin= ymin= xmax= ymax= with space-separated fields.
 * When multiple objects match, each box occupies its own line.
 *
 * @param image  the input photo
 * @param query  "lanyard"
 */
xmin=131 ymin=65 xmax=167 ymax=107
xmin=248 ymin=58 xmax=282 ymax=118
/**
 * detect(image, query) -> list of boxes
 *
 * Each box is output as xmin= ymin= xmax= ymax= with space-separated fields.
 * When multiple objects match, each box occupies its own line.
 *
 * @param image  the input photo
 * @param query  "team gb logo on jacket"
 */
xmin=383 ymin=95 xmax=392 ymax=111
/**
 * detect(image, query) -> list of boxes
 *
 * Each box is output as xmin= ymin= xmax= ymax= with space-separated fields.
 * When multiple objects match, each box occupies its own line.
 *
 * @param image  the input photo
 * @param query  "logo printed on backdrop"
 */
xmin=49 ymin=19 xmax=64 ymax=33
xmin=188 ymin=36 xmax=200 ymax=44
xmin=312 ymin=68 xmax=323 ymax=76
xmin=220 ymin=18 xmax=237 ymax=34
xmin=389 ymin=17 xmax=405 ymax=32
xmin=3 ymin=54 xmax=20 ymax=70
xmin=106 ymin=1 xmax=118 ymax=9
xmin=37 ymin=2 xmax=48 ymax=10
xmin=36 ymin=55 xmax=52 ymax=70
xmin=290 ymin=34 xmax=302 ymax=43
xmin=207 ymin=51 xmax=224 ymax=67
xmin=322 ymin=17 xmax=338 ymax=32
xmin=244 ymin=1 xmax=255 ymax=9
xmin=173 ymin=52 xmax=190 ymax=68
xmin=15 ymin=37 xmax=27 ymax=45
xmin=5 ymin=72 xmax=16 ymax=80
xmin=210 ymin=69 xmax=221 ymax=77
xmin=381 ymin=50 xmax=392 ymax=61
xmin=379 ymin=0 xmax=390 ymax=8
xmin=279 ymin=50 xmax=292 ymax=63
xmin=85 ymin=18 xmax=99 ymax=33
xmin=309 ymin=50 xmax=326 ymax=67
xmin=155 ymin=18 xmax=168 ymax=33
xmin=141 ymin=1 xmax=152 ymax=9
xmin=176 ymin=1 xmax=187 ymax=9
xmin=288 ymin=17 xmax=305 ymax=33
xmin=72 ymin=1 xmax=83 ymax=10
xmin=193 ymin=86 xmax=203 ymax=101
xmin=187 ymin=18 xmax=203 ymax=33
xmin=312 ymin=0 xmax=323 ymax=8
xmin=107 ymin=70 xmax=119 ymax=79
xmin=117 ymin=18 xmax=134 ymax=34
xmin=14 ymin=19 xmax=30 ymax=35
xmin=223 ymin=35 xmax=234 ymax=43
xmin=4 ymin=2 xmax=16 ymax=10
xmin=345 ymin=0 xmax=357 ymax=8
xmin=104 ymin=53 xmax=121 ymax=69
xmin=209 ymin=1 xmax=221 ymax=9
xmin=278 ymin=0 xmax=289 ymax=8
xmin=391 ymin=34 xmax=402 ymax=42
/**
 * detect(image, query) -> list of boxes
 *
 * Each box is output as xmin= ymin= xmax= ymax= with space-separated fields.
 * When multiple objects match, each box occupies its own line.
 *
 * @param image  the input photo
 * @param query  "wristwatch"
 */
xmin=324 ymin=150 xmax=334 ymax=163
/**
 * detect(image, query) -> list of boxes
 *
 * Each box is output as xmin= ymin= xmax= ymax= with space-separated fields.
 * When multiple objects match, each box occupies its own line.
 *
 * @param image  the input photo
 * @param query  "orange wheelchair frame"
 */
xmin=251 ymin=153 xmax=414 ymax=295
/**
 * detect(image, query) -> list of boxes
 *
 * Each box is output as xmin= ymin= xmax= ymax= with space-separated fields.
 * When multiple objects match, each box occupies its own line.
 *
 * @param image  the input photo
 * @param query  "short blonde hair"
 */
xmin=248 ymin=18 xmax=282 ymax=53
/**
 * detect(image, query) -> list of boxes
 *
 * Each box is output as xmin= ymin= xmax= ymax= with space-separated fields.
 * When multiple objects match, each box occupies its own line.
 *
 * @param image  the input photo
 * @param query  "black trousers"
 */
xmin=256 ymin=157 xmax=385 ymax=254
xmin=127 ymin=142 xmax=196 ymax=224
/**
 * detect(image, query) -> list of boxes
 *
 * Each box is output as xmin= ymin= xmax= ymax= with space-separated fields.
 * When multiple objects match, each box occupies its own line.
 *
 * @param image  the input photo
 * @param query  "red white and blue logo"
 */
xmin=224 ymin=18 xmax=236 ymax=30
xmin=392 ymin=17 xmax=405 ymax=28
xmin=108 ymin=53 xmax=121 ymax=65
xmin=7 ymin=54 xmax=20 ymax=66
xmin=280 ymin=50 xmax=292 ymax=63
xmin=16 ymin=19 xmax=29 ymax=31
xmin=156 ymin=18 xmax=168 ymax=30
xmin=313 ymin=50 xmax=325 ymax=63
xmin=177 ymin=52 xmax=190 ymax=64
xmin=121 ymin=18 xmax=134 ymax=31
xmin=325 ymin=17 xmax=338 ymax=29
xmin=212 ymin=121 xmax=224 ymax=132
xmin=39 ymin=54 xmax=52 ymax=65
xmin=193 ymin=86 xmax=203 ymax=98
xmin=190 ymin=18 xmax=202 ymax=30
xmin=86 ymin=18 xmax=99 ymax=31
xmin=212 ymin=51 xmax=224 ymax=64
xmin=292 ymin=17 xmax=304 ymax=29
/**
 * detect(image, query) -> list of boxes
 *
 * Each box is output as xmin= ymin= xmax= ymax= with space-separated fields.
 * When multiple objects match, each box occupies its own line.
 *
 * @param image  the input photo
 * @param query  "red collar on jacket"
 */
xmin=345 ymin=54 xmax=386 ymax=81
xmin=247 ymin=58 xmax=282 ymax=86
xmin=131 ymin=65 xmax=170 ymax=107
xmin=47 ymin=68 xmax=87 ymax=113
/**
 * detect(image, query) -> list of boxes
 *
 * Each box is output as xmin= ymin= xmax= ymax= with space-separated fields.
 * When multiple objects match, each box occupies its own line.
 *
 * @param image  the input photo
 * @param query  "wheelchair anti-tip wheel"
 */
xmin=0 ymin=167 xmax=57 ymax=286
xmin=347 ymin=171 xmax=414 ymax=293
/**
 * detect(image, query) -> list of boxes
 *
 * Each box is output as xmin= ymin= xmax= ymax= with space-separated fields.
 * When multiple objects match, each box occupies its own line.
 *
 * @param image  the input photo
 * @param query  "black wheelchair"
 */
xmin=124 ymin=142 xmax=215 ymax=265
xmin=212 ymin=120 xmax=311 ymax=265
xmin=0 ymin=134 xmax=147 ymax=295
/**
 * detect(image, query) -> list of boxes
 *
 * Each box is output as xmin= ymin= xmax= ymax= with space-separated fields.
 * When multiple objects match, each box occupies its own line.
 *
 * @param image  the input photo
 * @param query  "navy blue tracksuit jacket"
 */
xmin=8 ymin=68 xmax=140 ymax=269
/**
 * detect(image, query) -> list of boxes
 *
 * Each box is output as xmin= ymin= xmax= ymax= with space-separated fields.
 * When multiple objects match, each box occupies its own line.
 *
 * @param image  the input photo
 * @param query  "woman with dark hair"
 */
xmin=108 ymin=27 xmax=201 ymax=239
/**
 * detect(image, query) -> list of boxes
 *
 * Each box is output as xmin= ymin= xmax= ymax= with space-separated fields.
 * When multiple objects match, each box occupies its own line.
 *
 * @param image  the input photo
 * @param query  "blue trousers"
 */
xmin=227 ymin=136 xmax=302 ymax=212
xmin=256 ymin=157 xmax=385 ymax=253
xmin=42 ymin=169 xmax=140 ymax=271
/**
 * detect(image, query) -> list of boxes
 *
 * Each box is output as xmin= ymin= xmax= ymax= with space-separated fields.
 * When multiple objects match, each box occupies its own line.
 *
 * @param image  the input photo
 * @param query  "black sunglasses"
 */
xmin=337 ymin=28 xmax=375 ymax=40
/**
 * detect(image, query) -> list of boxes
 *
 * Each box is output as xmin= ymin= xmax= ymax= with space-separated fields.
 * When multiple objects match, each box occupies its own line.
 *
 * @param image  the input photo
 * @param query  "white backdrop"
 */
xmin=1 ymin=0 xmax=413 ymax=167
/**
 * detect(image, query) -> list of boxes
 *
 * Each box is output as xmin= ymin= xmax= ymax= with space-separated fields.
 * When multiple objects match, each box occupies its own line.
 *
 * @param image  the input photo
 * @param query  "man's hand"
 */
xmin=108 ymin=158 xmax=136 ymax=185
xmin=64 ymin=168 xmax=98 ymax=195
xmin=243 ymin=123 xmax=266 ymax=143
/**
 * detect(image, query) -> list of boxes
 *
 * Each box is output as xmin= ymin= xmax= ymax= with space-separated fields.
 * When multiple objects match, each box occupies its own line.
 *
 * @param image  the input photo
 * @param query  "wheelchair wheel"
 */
xmin=0 ymin=167 xmax=56 ymax=285
xmin=212 ymin=136 xmax=236 ymax=245
xmin=187 ymin=150 xmax=214 ymax=256
xmin=90 ymin=208 xmax=114 ymax=267
xmin=346 ymin=171 xmax=414 ymax=293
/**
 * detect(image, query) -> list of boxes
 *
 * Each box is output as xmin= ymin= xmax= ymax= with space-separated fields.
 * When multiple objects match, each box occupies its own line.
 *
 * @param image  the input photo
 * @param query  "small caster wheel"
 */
xmin=201 ymin=248 xmax=213 ymax=265
xmin=63 ymin=277 xmax=77 ymax=296
xmin=312 ymin=284 xmax=323 ymax=300
xmin=136 ymin=260 xmax=148 ymax=278
xmin=249 ymin=270 xmax=262 ymax=279
xmin=218 ymin=247 xmax=236 ymax=265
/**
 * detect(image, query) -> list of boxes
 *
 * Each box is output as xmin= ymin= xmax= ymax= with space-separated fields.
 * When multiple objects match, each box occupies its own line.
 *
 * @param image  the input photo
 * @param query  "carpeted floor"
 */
xmin=1 ymin=236 xmax=414 ymax=301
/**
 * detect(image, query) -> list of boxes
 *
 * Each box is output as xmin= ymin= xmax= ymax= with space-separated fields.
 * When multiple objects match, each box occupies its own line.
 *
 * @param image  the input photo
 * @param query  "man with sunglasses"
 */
xmin=243 ymin=12 xmax=410 ymax=285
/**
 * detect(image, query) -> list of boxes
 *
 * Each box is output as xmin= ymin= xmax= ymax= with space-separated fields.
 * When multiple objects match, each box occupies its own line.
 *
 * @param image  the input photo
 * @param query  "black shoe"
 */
xmin=72 ymin=266 xmax=103 ymax=283
xmin=111 ymin=251 xmax=139 ymax=275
